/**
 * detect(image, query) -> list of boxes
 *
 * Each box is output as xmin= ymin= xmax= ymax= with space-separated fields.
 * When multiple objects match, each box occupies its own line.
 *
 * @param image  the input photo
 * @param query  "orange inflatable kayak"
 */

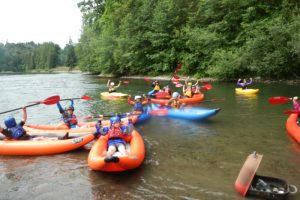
xmin=0 ymin=134 xmax=95 ymax=156
xmin=24 ymin=116 xmax=139 ymax=137
xmin=286 ymin=114 xmax=300 ymax=143
xmin=88 ymin=129 xmax=145 ymax=172
xmin=150 ymin=93 xmax=205 ymax=105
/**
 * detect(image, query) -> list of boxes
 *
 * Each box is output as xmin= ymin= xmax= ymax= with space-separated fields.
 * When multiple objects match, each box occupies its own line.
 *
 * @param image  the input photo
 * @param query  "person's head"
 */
xmin=188 ymin=82 xmax=192 ymax=86
xmin=4 ymin=116 xmax=17 ymax=128
xmin=293 ymin=96 xmax=298 ymax=101
xmin=243 ymin=79 xmax=247 ymax=83
xmin=110 ymin=82 xmax=115 ymax=86
xmin=172 ymin=92 xmax=180 ymax=99
xmin=65 ymin=106 xmax=74 ymax=114
xmin=110 ymin=116 xmax=121 ymax=127
xmin=154 ymin=80 xmax=159 ymax=85
xmin=134 ymin=95 xmax=142 ymax=102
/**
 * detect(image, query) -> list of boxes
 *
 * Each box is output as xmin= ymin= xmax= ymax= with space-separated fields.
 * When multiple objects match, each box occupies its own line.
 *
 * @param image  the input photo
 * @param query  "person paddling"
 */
xmin=0 ymin=107 xmax=31 ymax=140
xmin=107 ymin=80 xmax=121 ymax=93
xmin=237 ymin=78 xmax=253 ymax=90
xmin=165 ymin=92 xmax=183 ymax=109
xmin=57 ymin=100 xmax=78 ymax=128
xmin=127 ymin=94 xmax=148 ymax=114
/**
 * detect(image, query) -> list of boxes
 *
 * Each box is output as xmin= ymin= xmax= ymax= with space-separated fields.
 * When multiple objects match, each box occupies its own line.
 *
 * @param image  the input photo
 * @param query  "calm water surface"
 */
xmin=0 ymin=73 xmax=300 ymax=200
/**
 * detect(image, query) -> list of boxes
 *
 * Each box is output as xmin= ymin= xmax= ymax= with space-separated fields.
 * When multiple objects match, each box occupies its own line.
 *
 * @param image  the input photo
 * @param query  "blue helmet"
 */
xmin=172 ymin=92 xmax=180 ymax=98
xmin=110 ymin=116 xmax=121 ymax=125
xmin=4 ymin=116 xmax=17 ymax=128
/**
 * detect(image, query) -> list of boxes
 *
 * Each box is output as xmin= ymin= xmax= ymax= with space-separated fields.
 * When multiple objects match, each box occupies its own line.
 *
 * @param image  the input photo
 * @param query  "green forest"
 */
xmin=1 ymin=0 xmax=300 ymax=80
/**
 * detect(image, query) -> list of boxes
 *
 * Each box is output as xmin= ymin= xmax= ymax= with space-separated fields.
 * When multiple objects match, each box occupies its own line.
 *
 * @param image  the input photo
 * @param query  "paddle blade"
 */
xmin=268 ymin=96 xmax=291 ymax=104
xmin=81 ymin=95 xmax=92 ymax=100
xmin=175 ymin=63 xmax=182 ymax=73
xmin=41 ymin=95 xmax=60 ymax=105
xmin=283 ymin=110 xmax=300 ymax=115
xmin=173 ymin=75 xmax=180 ymax=79
xmin=144 ymin=77 xmax=152 ymax=82
xmin=200 ymin=83 xmax=213 ymax=91
xmin=122 ymin=81 xmax=130 ymax=84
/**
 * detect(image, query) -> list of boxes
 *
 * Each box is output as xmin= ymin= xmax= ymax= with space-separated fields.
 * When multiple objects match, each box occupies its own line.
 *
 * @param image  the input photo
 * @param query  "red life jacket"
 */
xmin=107 ymin=127 xmax=126 ymax=139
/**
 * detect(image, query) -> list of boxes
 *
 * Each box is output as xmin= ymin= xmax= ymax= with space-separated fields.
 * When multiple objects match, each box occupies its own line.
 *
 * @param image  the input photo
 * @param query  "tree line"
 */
xmin=0 ymin=40 xmax=77 ymax=72
xmin=76 ymin=0 xmax=300 ymax=80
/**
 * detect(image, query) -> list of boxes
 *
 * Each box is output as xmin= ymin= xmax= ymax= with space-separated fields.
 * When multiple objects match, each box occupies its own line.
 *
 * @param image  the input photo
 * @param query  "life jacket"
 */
xmin=108 ymin=87 xmax=116 ymax=93
xmin=169 ymin=99 xmax=180 ymax=109
xmin=8 ymin=125 xmax=26 ymax=139
xmin=62 ymin=113 xmax=78 ymax=128
xmin=107 ymin=127 xmax=126 ymax=140
xmin=154 ymin=85 xmax=160 ymax=91
xmin=133 ymin=102 xmax=143 ymax=112
xmin=184 ymin=88 xmax=193 ymax=98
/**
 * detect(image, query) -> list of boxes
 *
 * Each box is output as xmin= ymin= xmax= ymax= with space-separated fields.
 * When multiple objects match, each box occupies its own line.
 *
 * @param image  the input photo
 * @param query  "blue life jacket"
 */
xmin=133 ymin=102 xmax=143 ymax=112
xmin=8 ymin=125 xmax=25 ymax=139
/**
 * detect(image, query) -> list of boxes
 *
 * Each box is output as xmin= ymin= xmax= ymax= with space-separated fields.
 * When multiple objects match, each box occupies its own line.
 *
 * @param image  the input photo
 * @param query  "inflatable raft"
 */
xmin=88 ymin=129 xmax=145 ymax=172
xmin=0 ymin=134 xmax=95 ymax=156
xmin=150 ymin=105 xmax=220 ymax=120
xmin=235 ymin=88 xmax=259 ymax=94
xmin=150 ymin=93 xmax=205 ymax=105
xmin=24 ymin=116 xmax=139 ymax=137
xmin=286 ymin=114 xmax=300 ymax=143
xmin=100 ymin=92 xmax=128 ymax=99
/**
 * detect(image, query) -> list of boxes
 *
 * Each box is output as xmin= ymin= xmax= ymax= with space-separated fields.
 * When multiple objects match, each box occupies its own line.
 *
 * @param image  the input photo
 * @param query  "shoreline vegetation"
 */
xmin=1 ymin=69 xmax=299 ymax=84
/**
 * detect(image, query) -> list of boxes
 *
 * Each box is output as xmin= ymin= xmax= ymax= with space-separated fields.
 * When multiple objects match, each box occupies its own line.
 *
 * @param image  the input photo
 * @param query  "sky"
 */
xmin=0 ymin=0 xmax=83 ymax=48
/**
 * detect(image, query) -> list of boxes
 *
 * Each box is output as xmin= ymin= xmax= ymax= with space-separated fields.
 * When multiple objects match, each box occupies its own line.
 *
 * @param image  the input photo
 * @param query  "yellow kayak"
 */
xmin=235 ymin=88 xmax=259 ymax=94
xmin=100 ymin=92 xmax=128 ymax=99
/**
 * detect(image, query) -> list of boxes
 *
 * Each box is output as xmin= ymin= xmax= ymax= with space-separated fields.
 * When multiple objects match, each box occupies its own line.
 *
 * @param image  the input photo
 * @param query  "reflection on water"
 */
xmin=0 ymin=74 xmax=300 ymax=200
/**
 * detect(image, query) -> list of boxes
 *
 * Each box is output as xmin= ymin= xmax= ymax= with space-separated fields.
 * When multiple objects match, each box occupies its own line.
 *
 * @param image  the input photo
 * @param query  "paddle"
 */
xmin=200 ymin=83 xmax=213 ymax=91
xmin=60 ymin=95 xmax=92 ymax=101
xmin=121 ymin=81 xmax=130 ymax=84
xmin=143 ymin=77 xmax=152 ymax=82
xmin=0 ymin=95 xmax=60 ymax=115
xmin=84 ymin=113 xmax=139 ymax=119
xmin=283 ymin=110 xmax=300 ymax=115
xmin=268 ymin=96 xmax=292 ymax=104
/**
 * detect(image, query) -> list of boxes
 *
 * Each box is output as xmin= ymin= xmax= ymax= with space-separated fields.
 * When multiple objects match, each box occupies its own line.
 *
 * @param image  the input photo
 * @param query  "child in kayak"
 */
xmin=148 ymin=80 xmax=161 ymax=96
xmin=107 ymin=80 xmax=121 ymax=93
xmin=95 ymin=116 xmax=133 ymax=163
xmin=292 ymin=96 xmax=300 ymax=124
xmin=127 ymin=94 xmax=148 ymax=114
xmin=166 ymin=92 xmax=183 ymax=109
xmin=237 ymin=78 xmax=253 ymax=90
xmin=57 ymin=100 xmax=78 ymax=128
xmin=0 ymin=107 xmax=31 ymax=140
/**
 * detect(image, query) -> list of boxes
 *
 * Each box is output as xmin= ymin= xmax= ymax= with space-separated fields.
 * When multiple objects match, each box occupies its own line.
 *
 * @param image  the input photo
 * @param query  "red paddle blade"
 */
xmin=202 ymin=83 xmax=213 ymax=90
xmin=81 ymin=95 xmax=92 ymax=100
xmin=41 ymin=95 xmax=60 ymax=105
xmin=83 ymin=116 xmax=93 ymax=119
xmin=144 ymin=77 xmax=152 ymax=82
xmin=175 ymin=83 xmax=183 ymax=88
xmin=173 ymin=75 xmax=180 ymax=79
xmin=175 ymin=63 xmax=182 ymax=73
xmin=268 ymin=96 xmax=291 ymax=104
xmin=122 ymin=81 xmax=130 ymax=84
xmin=283 ymin=110 xmax=300 ymax=115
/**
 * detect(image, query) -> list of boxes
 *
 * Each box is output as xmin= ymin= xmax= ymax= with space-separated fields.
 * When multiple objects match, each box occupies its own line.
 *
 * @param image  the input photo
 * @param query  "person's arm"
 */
xmin=107 ymin=80 xmax=111 ymax=87
xmin=185 ymin=76 xmax=189 ymax=86
xmin=0 ymin=127 xmax=12 ymax=138
xmin=182 ymin=85 xmax=186 ymax=93
xmin=21 ymin=106 xmax=27 ymax=123
xmin=70 ymin=99 xmax=74 ymax=108
xmin=56 ymin=102 xmax=64 ymax=113
xmin=115 ymin=81 xmax=121 ymax=88
xmin=246 ymin=78 xmax=253 ymax=85
xmin=127 ymin=95 xmax=135 ymax=105
xmin=141 ymin=94 xmax=148 ymax=105
xmin=194 ymin=80 xmax=199 ymax=86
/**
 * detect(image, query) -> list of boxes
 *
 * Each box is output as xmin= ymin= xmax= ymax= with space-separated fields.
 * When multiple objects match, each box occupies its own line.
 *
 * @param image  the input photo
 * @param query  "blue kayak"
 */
xmin=136 ymin=112 xmax=151 ymax=123
xmin=150 ymin=105 xmax=221 ymax=121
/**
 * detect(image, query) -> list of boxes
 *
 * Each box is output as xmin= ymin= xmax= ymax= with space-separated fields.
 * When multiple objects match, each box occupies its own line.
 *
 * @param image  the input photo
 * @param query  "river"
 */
xmin=0 ymin=73 xmax=299 ymax=200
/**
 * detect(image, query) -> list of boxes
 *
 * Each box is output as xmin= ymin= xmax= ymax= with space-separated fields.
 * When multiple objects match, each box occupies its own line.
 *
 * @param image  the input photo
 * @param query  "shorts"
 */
xmin=108 ymin=138 xmax=126 ymax=146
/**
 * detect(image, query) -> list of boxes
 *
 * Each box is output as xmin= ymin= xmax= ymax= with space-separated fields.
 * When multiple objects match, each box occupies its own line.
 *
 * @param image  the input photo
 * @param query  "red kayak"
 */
xmin=286 ymin=114 xmax=300 ymax=143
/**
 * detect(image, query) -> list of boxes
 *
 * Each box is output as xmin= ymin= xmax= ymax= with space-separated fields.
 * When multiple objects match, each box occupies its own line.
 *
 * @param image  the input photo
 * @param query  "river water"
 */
xmin=0 ymin=73 xmax=300 ymax=200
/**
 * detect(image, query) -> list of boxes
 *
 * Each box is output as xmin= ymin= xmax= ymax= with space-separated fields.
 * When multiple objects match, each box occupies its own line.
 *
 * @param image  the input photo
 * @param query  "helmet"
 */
xmin=65 ymin=106 xmax=74 ymax=111
xmin=110 ymin=116 xmax=121 ymax=125
xmin=4 ymin=116 xmax=17 ymax=128
xmin=110 ymin=82 xmax=115 ymax=86
xmin=293 ymin=96 xmax=298 ymax=101
xmin=134 ymin=95 xmax=142 ymax=100
xmin=188 ymin=82 xmax=192 ymax=86
xmin=172 ymin=92 xmax=180 ymax=98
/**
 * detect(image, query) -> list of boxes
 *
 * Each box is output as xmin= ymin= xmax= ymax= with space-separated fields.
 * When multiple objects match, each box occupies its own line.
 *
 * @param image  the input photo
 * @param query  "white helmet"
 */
xmin=110 ymin=82 xmax=115 ymax=86
xmin=135 ymin=95 xmax=142 ymax=100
